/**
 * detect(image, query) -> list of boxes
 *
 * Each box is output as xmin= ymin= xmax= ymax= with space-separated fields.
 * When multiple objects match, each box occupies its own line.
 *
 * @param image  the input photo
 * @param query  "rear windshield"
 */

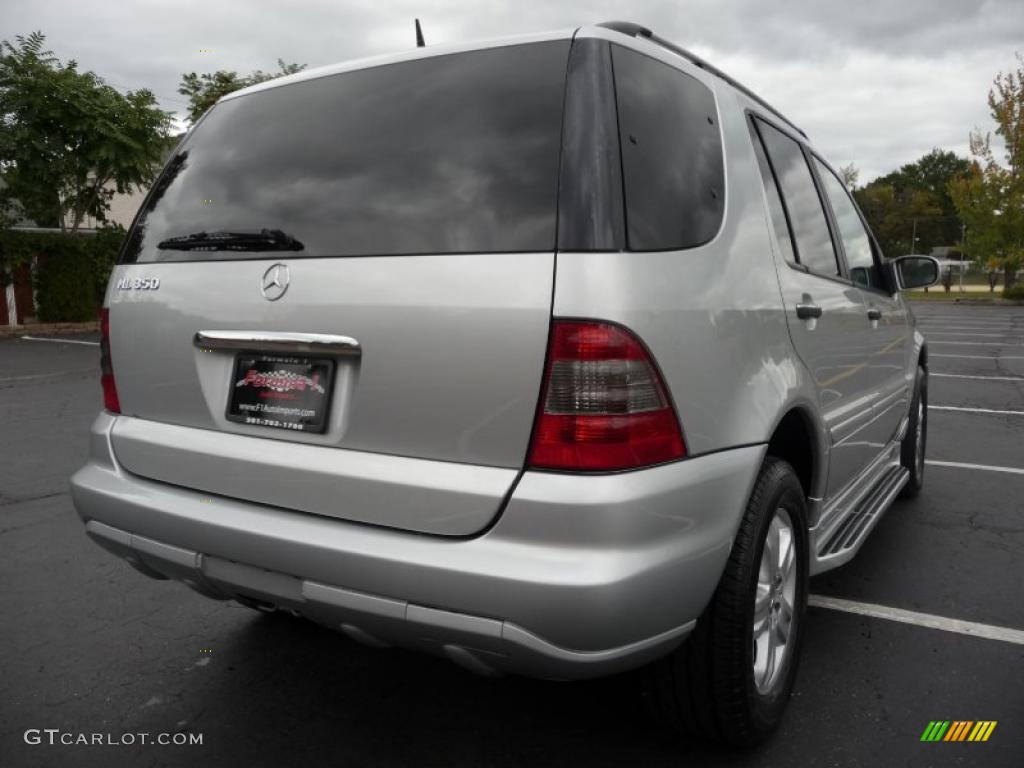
xmin=122 ymin=41 xmax=570 ymax=263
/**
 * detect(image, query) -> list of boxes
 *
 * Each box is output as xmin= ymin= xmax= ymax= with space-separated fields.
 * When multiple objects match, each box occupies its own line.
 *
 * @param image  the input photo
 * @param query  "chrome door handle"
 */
xmin=194 ymin=330 xmax=362 ymax=356
xmin=796 ymin=303 xmax=822 ymax=320
xmin=867 ymin=308 xmax=882 ymax=321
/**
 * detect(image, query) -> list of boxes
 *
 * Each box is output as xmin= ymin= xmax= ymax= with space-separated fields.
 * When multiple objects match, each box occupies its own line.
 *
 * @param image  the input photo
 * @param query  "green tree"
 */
xmin=854 ymin=149 xmax=970 ymax=258
xmin=178 ymin=59 xmax=306 ymax=123
xmin=854 ymin=182 xmax=941 ymax=258
xmin=0 ymin=32 xmax=173 ymax=231
xmin=950 ymin=54 xmax=1024 ymax=289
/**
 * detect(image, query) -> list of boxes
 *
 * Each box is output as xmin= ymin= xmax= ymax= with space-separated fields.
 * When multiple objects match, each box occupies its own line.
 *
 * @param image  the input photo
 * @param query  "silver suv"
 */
xmin=71 ymin=21 xmax=939 ymax=746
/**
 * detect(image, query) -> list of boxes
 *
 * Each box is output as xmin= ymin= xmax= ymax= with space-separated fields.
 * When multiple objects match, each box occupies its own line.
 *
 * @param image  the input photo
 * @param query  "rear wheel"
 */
xmin=645 ymin=457 xmax=808 ymax=746
xmin=899 ymin=365 xmax=927 ymax=498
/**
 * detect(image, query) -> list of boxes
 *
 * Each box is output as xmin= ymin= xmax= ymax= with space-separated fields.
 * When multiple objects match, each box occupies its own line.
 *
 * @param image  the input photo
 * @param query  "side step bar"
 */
xmin=812 ymin=464 xmax=909 ymax=574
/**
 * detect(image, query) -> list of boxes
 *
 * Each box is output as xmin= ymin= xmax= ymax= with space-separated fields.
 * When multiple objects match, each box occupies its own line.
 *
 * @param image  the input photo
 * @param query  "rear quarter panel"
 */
xmin=552 ymin=63 xmax=822 ymax=479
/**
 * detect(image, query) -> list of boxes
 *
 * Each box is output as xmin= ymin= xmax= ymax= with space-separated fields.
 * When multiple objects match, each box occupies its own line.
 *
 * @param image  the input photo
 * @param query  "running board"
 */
xmin=811 ymin=464 xmax=909 ymax=574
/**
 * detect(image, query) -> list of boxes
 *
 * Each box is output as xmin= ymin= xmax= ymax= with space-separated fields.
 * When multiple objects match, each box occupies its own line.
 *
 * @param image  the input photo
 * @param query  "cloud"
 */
xmin=2 ymin=0 xmax=1021 ymax=179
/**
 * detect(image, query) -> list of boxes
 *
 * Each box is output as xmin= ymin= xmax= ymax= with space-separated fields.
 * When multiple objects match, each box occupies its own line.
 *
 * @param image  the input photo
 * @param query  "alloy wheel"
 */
xmin=753 ymin=508 xmax=797 ymax=694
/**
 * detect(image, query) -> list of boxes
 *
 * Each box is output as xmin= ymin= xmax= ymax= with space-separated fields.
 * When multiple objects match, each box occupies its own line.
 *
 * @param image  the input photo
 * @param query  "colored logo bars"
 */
xmin=921 ymin=721 xmax=997 ymax=742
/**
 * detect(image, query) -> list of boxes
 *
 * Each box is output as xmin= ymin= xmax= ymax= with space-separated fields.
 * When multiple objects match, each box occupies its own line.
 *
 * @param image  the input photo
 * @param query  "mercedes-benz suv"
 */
xmin=71 ymin=21 xmax=939 ymax=745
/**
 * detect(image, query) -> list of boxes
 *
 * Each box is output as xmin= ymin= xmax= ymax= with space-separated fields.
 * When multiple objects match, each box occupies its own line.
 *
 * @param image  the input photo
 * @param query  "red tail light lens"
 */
xmin=99 ymin=308 xmax=121 ymax=413
xmin=527 ymin=321 xmax=685 ymax=471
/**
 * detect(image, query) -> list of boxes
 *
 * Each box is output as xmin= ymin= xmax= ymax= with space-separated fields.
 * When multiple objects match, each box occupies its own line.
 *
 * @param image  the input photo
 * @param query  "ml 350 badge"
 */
xmin=115 ymin=276 xmax=160 ymax=291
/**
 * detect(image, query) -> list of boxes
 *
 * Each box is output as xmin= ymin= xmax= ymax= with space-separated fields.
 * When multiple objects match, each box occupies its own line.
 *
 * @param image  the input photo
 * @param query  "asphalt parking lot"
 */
xmin=1 ymin=301 xmax=1022 ymax=768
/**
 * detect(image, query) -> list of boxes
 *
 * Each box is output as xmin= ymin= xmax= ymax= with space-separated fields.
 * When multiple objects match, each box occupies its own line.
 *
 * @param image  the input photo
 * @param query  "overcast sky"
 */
xmin=4 ymin=0 xmax=1023 ymax=182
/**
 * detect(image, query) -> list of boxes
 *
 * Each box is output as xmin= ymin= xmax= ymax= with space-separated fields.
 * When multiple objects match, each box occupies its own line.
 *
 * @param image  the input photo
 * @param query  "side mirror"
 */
xmin=893 ymin=256 xmax=940 ymax=290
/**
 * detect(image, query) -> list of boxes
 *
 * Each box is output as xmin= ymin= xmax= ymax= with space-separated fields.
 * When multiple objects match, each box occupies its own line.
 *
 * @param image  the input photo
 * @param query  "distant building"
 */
xmin=64 ymin=134 xmax=183 ymax=229
xmin=66 ymin=184 xmax=148 ymax=230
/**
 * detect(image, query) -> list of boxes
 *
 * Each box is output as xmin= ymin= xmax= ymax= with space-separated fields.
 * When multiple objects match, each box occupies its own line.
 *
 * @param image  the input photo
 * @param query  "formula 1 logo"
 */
xmin=236 ymin=369 xmax=325 ymax=394
xmin=920 ymin=721 xmax=997 ymax=742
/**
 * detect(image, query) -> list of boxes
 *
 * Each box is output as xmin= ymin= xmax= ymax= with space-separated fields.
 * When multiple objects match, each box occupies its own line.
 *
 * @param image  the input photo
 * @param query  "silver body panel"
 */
xmin=70 ymin=24 xmax=925 ymax=679
xmin=110 ymin=416 xmax=516 ymax=535
xmin=771 ymin=258 xmax=879 ymax=497
xmin=223 ymin=29 xmax=575 ymax=101
xmin=108 ymin=253 xmax=553 ymax=469
xmin=73 ymin=411 xmax=764 ymax=679
xmin=107 ymin=253 xmax=554 ymax=536
xmin=729 ymin=84 xmax=919 ymax=503
xmin=861 ymin=291 xmax=913 ymax=447
xmin=552 ymin=70 xmax=821 ymax=463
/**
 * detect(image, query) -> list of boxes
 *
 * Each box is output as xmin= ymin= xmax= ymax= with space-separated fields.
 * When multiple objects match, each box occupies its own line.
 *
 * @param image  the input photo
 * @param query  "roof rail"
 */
xmin=595 ymin=20 xmax=807 ymax=139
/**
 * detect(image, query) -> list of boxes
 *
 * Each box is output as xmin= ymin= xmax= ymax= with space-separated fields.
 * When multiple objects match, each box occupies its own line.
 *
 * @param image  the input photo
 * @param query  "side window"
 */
xmin=749 ymin=120 xmax=796 ymax=263
xmin=814 ymin=158 xmax=880 ymax=289
xmin=754 ymin=119 xmax=840 ymax=277
xmin=612 ymin=45 xmax=724 ymax=251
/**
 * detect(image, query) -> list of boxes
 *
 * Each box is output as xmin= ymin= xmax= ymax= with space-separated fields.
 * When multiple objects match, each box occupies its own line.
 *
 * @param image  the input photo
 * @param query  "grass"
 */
xmin=905 ymin=290 xmax=998 ymax=301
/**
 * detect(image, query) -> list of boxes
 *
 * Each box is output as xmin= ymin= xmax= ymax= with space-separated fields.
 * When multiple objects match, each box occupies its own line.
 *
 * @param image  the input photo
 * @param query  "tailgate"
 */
xmin=105 ymin=38 xmax=570 ymax=535
xmin=108 ymin=253 xmax=554 ymax=535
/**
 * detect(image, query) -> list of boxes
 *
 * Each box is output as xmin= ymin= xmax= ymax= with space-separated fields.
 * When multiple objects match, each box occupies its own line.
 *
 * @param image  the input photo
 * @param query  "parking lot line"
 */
xmin=931 ymin=372 xmax=1024 ymax=381
xmin=932 ymin=354 xmax=1024 ymax=360
xmin=931 ymin=405 xmax=1024 ymax=416
xmin=926 ymin=459 xmax=1024 ymax=475
xmin=919 ymin=325 xmax=1017 ymax=329
xmin=918 ymin=319 xmax=1017 ymax=323
xmin=19 ymin=335 xmax=99 ymax=347
xmin=917 ymin=317 xmax=1017 ymax=321
xmin=926 ymin=331 xmax=1020 ymax=336
xmin=808 ymin=595 xmax=1024 ymax=646
xmin=924 ymin=331 xmax=1019 ymax=335
xmin=931 ymin=341 xmax=1022 ymax=346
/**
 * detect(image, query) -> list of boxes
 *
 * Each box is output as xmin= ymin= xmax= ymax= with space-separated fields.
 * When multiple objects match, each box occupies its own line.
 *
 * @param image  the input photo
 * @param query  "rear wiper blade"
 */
xmin=157 ymin=229 xmax=304 ymax=251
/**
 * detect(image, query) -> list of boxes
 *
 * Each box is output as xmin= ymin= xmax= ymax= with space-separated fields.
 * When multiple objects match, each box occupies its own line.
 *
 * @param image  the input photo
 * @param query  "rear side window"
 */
xmin=122 ymin=41 xmax=570 ymax=262
xmin=749 ymin=122 xmax=797 ymax=264
xmin=612 ymin=46 xmax=724 ymax=251
xmin=754 ymin=119 xmax=840 ymax=277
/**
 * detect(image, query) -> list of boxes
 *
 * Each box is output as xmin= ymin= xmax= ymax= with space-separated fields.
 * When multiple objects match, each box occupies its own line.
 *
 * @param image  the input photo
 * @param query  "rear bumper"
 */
xmin=71 ymin=412 xmax=765 ymax=680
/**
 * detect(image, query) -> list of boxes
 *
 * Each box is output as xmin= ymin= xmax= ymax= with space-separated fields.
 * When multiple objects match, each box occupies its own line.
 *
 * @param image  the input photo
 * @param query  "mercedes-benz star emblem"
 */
xmin=260 ymin=263 xmax=290 ymax=301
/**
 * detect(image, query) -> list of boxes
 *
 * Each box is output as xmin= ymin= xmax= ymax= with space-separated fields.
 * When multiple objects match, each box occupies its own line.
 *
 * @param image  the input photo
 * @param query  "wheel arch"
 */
xmin=913 ymin=327 xmax=928 ymax=372
xmin=764 ymin=405 xmax=827 ymax=510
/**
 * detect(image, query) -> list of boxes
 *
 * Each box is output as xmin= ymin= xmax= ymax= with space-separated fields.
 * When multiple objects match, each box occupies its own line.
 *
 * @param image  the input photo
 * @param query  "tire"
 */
xmin=899 ymin=365 xmax=927 ymax=498
xmin=644 ymin=457 xmax=809 ymax=746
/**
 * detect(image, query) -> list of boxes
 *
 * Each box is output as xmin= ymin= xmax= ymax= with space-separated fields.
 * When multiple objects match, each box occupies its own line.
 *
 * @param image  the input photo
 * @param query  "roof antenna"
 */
xmin=415 ymin=19 xmax=425 ymax=47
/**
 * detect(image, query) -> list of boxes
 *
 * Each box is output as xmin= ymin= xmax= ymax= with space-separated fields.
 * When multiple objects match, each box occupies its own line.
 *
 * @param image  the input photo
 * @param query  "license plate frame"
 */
xmin=226 ymin=354 xmax=335 ymax=433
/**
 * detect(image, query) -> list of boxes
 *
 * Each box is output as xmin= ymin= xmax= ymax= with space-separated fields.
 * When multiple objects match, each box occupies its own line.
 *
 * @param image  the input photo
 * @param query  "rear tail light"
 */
xmin=99 ymin=308 xmax=121 ymax=413
xmin=527 ymin=320 xmax=685 ymax=471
